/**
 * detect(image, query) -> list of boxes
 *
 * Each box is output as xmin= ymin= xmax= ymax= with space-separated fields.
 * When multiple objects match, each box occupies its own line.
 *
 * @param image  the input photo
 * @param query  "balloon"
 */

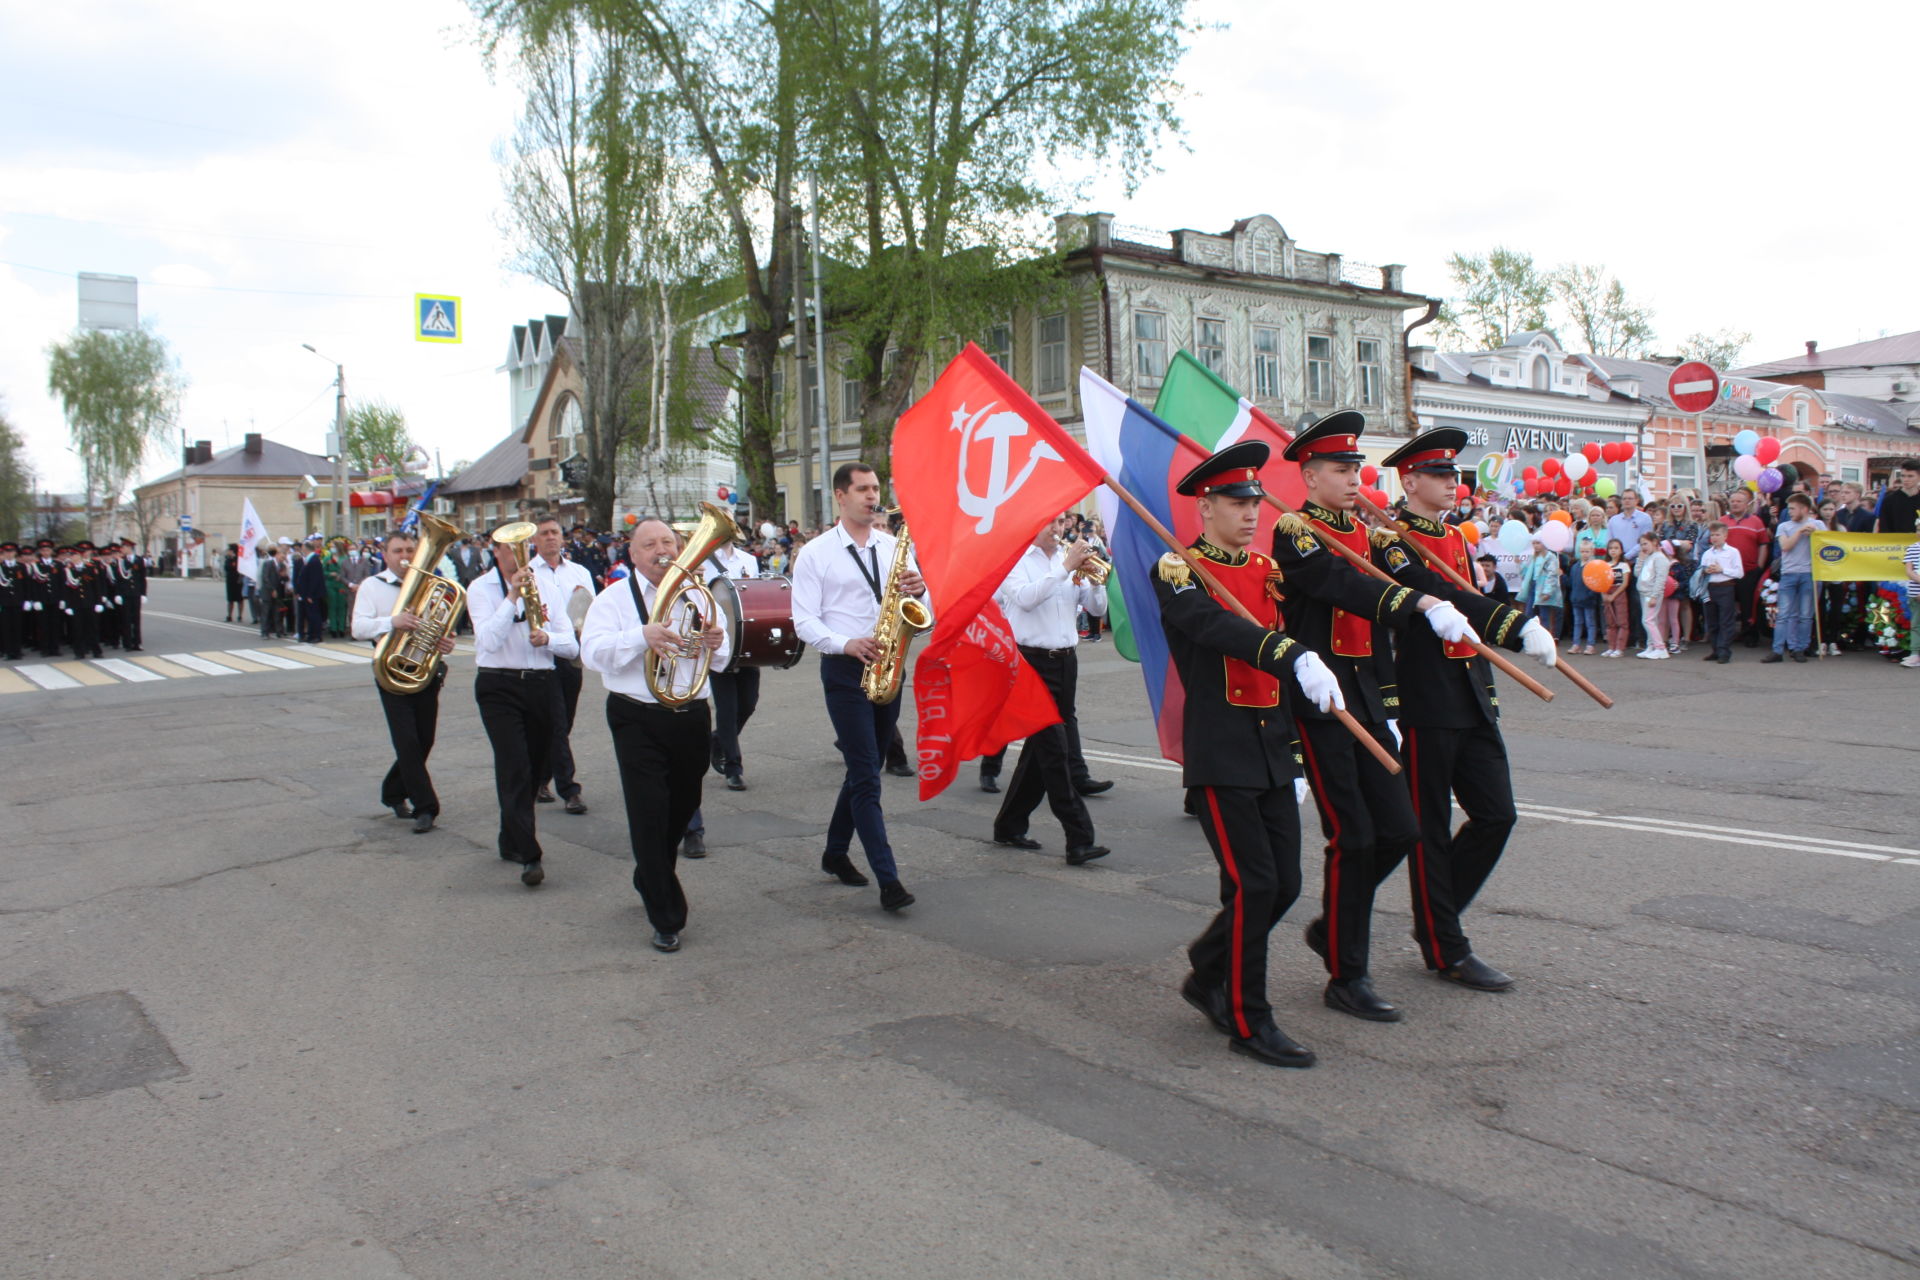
xmin=1754 ymin=437 xmax=1780 ymax=465
xmin=1732 ymin=455 xmax=1763 ymax=482
xmin=1618 ymin=442 xmax=1636 ymax=461
xmin=1757 ymin=466 xmax=1784 ymax=494
xmin=1581 ymin=443 xmax=1602 ymax=463
xmin=1498 ymin=519 xmax=1530 ymax=554
xmin=623 ymin=513 xmax=638 ymax=526
xmin=1563 ymin=453 xmax=1590 ymax=483
xmin=1541 ymin=457 xmax=1562 ymax=477
xmin=1594 ymin=477 xmax=1618 ymax=499
xmin=1460 ymin=522 xmax=1480 ymax=544
xmin=1456 ymin=483 xmax=1472 ymax=503
xmin=1746 ymin=480 xmax=1759 ymax=491
xmin=1582 ymin=559 xmax=1615 ymax=592
xmin=1477 ymin=455 xmax=1505 ymax=490
xmin=1548 ymin=510 xmax=1574 ymax=525
xmin=1522 ymin=466 xmax=1539 ymax=481
xmin=1360 ymin=464 xmax=1379 ymax=486
xmin=1554 ymin=474 xmax=1573 ymax=497
xmin=1537 ymin=520 xmax=1571 ymax=553
xmin=1733 ymin=429 xmax=1760 ymax=456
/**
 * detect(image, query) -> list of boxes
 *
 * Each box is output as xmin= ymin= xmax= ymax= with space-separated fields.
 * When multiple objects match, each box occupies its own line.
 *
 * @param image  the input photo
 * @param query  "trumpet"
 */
xmin=490 ymin=521 xmax=548 ymax=640
xmin=1068 ymin=542 xmax=1110 ymax=585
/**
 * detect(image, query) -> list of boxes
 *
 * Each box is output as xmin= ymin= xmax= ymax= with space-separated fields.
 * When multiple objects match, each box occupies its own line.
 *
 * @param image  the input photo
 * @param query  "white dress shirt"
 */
xmin=996 ymin=545 xmax=1108 ymax=650
xmin=468 ymin=565 xmax=579 ymax=669
xmin=703 ymin=543 xmax=760 ymax=582
xmin=580 ymin=572 xmax=733 ymax=703
xmin=791 ymin=521 xmax=927 ymax=655
xmin=349 ymin=570 xmax=405 ymax=641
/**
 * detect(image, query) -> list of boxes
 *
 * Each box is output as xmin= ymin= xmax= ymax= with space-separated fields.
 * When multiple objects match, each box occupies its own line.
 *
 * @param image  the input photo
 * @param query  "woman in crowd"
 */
xmin=1601 ymin=538 xmax=1631 ymax=657
xmin=223 ymin=543 xmax=245 ymax=622
xmin=1657 ymin=501 xmax=1704 ymax=652
xmin=1635 ymin=533 xmax=1673 ymax=659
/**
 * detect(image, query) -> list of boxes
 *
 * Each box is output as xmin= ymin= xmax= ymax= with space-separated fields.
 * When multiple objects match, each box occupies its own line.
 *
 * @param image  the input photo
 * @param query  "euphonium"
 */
xmin=860 ymin=516 xmax=932 ymax=705
xmin=646 ymin=501 xmax=740 ymax=706
xmin=373 ymin=511 xmax=467 ymax=695
xmin=490 ymin=521 xmax=547 ymax=639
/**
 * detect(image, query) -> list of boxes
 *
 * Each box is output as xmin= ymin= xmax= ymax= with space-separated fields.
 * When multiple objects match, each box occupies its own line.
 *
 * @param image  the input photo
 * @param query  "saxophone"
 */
xmin=860 ymin=516 xmax=932 ymax=705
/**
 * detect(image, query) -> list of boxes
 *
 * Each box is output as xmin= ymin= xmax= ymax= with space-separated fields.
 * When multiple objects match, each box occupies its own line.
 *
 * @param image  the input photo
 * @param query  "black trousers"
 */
xmin=994 ymin=647 xmax=1095 ymax=848
xmin=1189 ymin=783 xmax=1302 ymax=1037
xmin=820 ymin=654 xmax=903 ymax=883
xmin=68 ymin=605 xmax=101 ymax=657
xmin=607 ymin=694 xmax=710 ymax=933
xmin=1 ymin=604 xmax=20 ymax=658
xmin=1624 ymin=575 xmax=1646 ymax=649
xmin=708 ymin=666 xmax=761 ymax=777
xmin=299 ymin=593 xmax=326 ymax=642
xmin=36 ymin=601 xmax=60 ymax=656
xmin=980 ymin=661 xmax=1090 ymax=784
xmin=475 ymin=669 xmax=556 ymax=865
xmin=1297 ymin=715 xmax=1415 ymax=981
xmin=120 ymin=591 xmax=142 ymax=650
xmin=1735 ymin=568 xmax=1764 ymax=643
xmin=1705 ymin=580 xmax=1738 ymax=658
xmin=1397 ymin=723 xmax=1516 ymax=969
xmin=547 ymin=659 xmax=585 ymax=800
xmin=99 ymin=592 xmax=121 ymax=647
xmin=378 ymin=670 xmax=443 ymax=816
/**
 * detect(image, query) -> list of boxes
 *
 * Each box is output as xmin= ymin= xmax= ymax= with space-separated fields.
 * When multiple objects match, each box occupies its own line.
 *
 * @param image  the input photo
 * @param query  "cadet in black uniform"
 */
xmin=26 ymin=542 xmax=60 ymax=657
xmin=60 ymin=543 xmax=105 ymax=659
xmin=0 ymin=543 xmax=22 ymax=660
xmin=1373 ymin=429 xmax=1559 ymax=990
xmin=1156 ymin=442 xmax=1345 ymax=1069
xmin=1269 ymin=414 xmax=1479 ymax=1023
xmin=118 ymin=539 xmax=146 ymax=652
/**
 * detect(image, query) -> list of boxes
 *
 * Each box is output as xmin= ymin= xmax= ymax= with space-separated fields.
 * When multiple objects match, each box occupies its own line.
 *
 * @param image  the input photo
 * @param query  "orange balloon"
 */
xmin=1460 ymin=522 xmax=1481 ymax=544
xmin=1548 ymin=510 xmax=1574 ymax=526
xmin=1582 ymin=559 xmax=1614 ymax=592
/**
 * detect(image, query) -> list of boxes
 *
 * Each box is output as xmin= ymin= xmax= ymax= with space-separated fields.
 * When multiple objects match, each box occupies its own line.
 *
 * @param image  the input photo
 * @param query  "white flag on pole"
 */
xmin=237 ymin=498 xmax=270 ymax=581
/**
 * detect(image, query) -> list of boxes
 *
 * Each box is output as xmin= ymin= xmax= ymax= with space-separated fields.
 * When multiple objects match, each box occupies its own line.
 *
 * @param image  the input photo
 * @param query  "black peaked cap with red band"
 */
xmin=1280 ymin=410 xmax=1367 ymax=464
xmin=1175 ymin=440 xmax=1269 ymax=498
xmin=1381 ymin=426 xmax=1468 ymax=476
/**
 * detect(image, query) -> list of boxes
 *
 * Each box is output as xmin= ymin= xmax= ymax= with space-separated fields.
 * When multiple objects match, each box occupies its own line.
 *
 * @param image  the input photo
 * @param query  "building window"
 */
xmin=983 ymin=323 xmax=1012 ymax=373
xmin=1253 ymin=326 xmax=1281 ymax=399
xmin=1794 ymin=399 xmax=1809 ymax=430
xmin=1306 ymin=333 xmax=1333 ymax=403
xmin=1037 ymin=313 xmax=1067 ymax=394
xmin=841 ymin=370 xmax=863 ymax=424
xmin=1356 ymin=338 xmax=1383 ymax=407
xmin=1841 ymin=464 xmax=1862 ymax=484
xmin=1134 ymin=310 xmax=1167 ymax=384
xmin=1196 ymin=319 xmax=1226 ymax=373
xmin=1669 ymin=451 xmax=1700 ymax=493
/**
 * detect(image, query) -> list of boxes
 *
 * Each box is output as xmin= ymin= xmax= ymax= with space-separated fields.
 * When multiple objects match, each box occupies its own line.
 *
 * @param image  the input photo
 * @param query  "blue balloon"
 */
xmin=1733 ymin=429 xmax=1759 ymax=456
xmin=1497 ymin=519 xmax=1531 ymax=554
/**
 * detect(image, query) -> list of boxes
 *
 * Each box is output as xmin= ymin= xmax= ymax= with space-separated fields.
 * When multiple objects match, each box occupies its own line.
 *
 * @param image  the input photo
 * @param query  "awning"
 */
xmin=350 ymin=491 xmax=400 ymax=508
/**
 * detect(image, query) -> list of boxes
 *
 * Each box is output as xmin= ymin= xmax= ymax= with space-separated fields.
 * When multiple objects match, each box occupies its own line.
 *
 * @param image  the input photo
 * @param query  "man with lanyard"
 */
xmin=1268 ymin=413 xmax=1480 ymax=1022
xmin=1377 ymin=428 xmax=1557 ymax=993
xmin=581 ymin=519 xmax=728 ymax=953
xmin=703 ymin=533 xmax=763 ymax=792
xmin=62 ymin=543 xmax=105 ymax=659
xmin=469 ymin=529 xmax=579 ymax=888
xmin=791 ymin=461 xmax=929 ymax=913
xmin=1722 ymin=487 xmax=1770 ymax=648
xmin=989 ymin=512 xmax=1111 ymax=866
xmin=0 ymin=543 xmax=21 ymax=661
xmin=96 ymin=542 xmax=124 ymax=650
xmin=530 ymin=515 xmax=596 ymax=815
xmin=351 ymin=526 xmax=457 ymax=833
xmin=26 ymin=541 xmax=59 ymax=657
xmin=1606 ymin=487 xmax=1654 ymax=651
xmin=1155 ymin=441 xmax=1343 ymax=1068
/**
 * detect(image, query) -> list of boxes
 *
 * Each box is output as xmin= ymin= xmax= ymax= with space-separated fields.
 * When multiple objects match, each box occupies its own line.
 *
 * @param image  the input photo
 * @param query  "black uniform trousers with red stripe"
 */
xmin=1189 ymin=783 xmax=1302 ymax=1036
xmin=1397 ymin=723 xmax=1515 ymax=968
xmin=1297 ymin=716 xmax=1417 ymax=981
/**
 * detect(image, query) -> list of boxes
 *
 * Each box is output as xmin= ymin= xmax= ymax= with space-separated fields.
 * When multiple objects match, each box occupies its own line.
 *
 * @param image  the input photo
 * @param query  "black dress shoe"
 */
xmin=879 ymin=881 xmax=916 ymax=912
xmin=1075 ymin=779 xmax=1114 ymax=796
xmin=726 ymin=772 xmax=746 ymax=791
xmin=1436 ymin=954 xmax=1514 ymax=991
xmin=412 ymin=812 xmax=436 ymax=834
xmin=390 ymin=803 xmax=414 ymax=821
xmin=1065 ymin=844 xmax=1110 ymax=866
xmin=521 ymin=861 xmax=545 ymax=887
xmin=1324 ymin=977 xmax=1402 ymax=1022
xmin=1701 ymin=652 xmax=1719 ymax=661
xmin=1179 ymin=974 xmax=1233 ymax=1036
xmin=680 ymin=830 xmax=706 ymax=859
xmin=536 ymin=785 xmax=556 ymax=802
xmin=994 ymin=833 xmax=1042 ymax=850
xmin=1303 ymin=918 xmax=1329 ymax=963
xmin=1231 ymin=1022 xmax=1316 ymax=1069
xmin=822 ymin=853 xmax=870 ymax=887
xmin=1790 ymin=650 xmax=1807 ymax=663
xmin=978 ymin=774 xmax=1000 ymax=793
xmin=564 ymin=795 xmax=588 ymax=815
xmin=1717 ymin=654 xmax=1730 ymax=664
xmin=651 ymin=930 xmax=680 ymax=953
xmin=1761 ymin=652 xmax=1783 ymax=664
xmin=885 ymin=760 xmax=916 ymax=778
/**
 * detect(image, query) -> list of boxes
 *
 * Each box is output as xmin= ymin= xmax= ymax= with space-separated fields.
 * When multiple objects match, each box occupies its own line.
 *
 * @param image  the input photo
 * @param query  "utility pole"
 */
xmin=791 ymin=217 xmax=814 ymax=527
xmin=809 ymin=170 xmax=831 ymax=527
xmin=179 ymin=428 xmax=190 ymax=577
xmin=303 ymin=344 xmax=348 ymax=538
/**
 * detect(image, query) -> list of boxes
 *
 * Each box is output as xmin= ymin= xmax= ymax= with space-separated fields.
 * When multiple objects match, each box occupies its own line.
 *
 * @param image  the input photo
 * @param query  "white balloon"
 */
xmin=1563 ymin=453 xmax=1590 ymax=483
xmin=1537 ymin=520 xmax=1572 ymax=553
xmin=1498 ymin=519 xmax=1531 ymax=554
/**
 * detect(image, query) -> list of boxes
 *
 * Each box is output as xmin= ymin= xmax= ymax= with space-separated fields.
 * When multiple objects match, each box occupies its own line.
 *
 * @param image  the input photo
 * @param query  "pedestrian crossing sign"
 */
xmin=415 ymin=294 xmax=461 ymax=344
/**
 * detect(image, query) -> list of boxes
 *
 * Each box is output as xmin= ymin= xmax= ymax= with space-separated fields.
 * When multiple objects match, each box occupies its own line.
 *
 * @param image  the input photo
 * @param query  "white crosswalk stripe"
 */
xmin=160 ymin=653 xmax=242 ymax=676
xmin=223 ymin=647 xmax=314 ymax=670
xmin=91 ymin=658 xmax=164 ymax=683
xmin=16 ymin=664 xmax=81 ymax=690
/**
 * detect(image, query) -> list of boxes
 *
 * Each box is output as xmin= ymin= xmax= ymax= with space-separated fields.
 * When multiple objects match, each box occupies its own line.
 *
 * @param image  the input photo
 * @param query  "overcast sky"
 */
xmin=4 ymin=0 xmax=1911 ymax=495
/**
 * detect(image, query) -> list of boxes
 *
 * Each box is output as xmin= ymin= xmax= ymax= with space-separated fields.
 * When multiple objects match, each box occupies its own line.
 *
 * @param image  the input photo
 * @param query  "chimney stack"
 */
xmin=193 ymin=440 xmax=214 ymax=465
xmin=244 ymin=432 xmax=263 ymax=456
xmin=1806 ymin=340 xmax=1818 ymax=357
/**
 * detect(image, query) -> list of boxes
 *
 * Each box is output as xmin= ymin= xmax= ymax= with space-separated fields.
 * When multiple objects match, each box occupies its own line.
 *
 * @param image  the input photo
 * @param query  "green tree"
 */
xmin=45 ymin=324 xmax=184 ymax=536
xmin=0 ymin=400 xmax=35 ymax=543
xmin=1433 ymin=248 xmax=1552 ymax=350
xmin=1550 ymin=263 xmax=1656 ymax=358
xmin=341 ymin=399 xmax=416 ymax=475
xmin=1678 ymin=328 xmax=1752 ymax=371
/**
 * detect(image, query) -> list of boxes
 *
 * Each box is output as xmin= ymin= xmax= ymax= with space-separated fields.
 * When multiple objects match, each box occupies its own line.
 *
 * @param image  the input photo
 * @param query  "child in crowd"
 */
xmin=1517 ymin=532 xmax=1564 ymax=637
xmin=1568 ymin=541 xmax=1602 ymax=654
xmin=1635 ymin=533 xmax=1672 ymax=659
xmin=1904 ymin=516 xmax=1920 ymax=669
xmin=1699 ymin=521 xmax=1744 ymax=664
xmin=1475 ymin=552 xmax=1514 ymax=603
xmin=1601 ymin=538 xmax=1630 ymax=657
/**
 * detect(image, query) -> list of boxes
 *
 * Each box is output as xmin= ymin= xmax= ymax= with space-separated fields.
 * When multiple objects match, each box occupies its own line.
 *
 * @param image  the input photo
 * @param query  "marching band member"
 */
xmin=531 ymin=515 xmax=596 ymax=815
xmin=989 ymin=513 xmax=1110 ymax=865
xmin=580 ymin=518 xmax=728 ymax=953
xmin=469 ymin=530 xmax=579 ymax=888
xmin=27 ymin=541 xmax=60 ymax=657
xmin=790 ymin=462 xmax=927 ymax=912
xmin=1270 ymin=413 xmax=1479 ymax=1023
xmin=703 ymin=536 xmax=761 ymax=791
xmin=0 ymin=543 xmax=22 ymax=661
xmin=1156 ymin=442 xmax=1343 ymax=1068
xmin=350 ymin=527 xmax=455 ymax=833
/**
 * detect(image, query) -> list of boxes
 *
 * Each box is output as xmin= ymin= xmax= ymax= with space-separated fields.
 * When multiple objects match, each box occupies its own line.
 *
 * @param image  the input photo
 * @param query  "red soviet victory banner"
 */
xmin=892 ymin=343 xmax=1108 ymax=800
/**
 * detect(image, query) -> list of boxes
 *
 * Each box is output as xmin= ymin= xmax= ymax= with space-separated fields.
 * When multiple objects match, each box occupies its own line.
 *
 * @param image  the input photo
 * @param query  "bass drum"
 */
xmin=709 ymin=575 xmax=804 ymax=670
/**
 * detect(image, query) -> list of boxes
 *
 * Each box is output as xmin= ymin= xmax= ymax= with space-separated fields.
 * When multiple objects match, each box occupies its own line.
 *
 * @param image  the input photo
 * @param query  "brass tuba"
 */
xmin=646 ymin=501 xmax=740 ymax=706
xmin=860 ymin=517 xmax=932 ymax=705
xmin=373 ymin=511 xmax=467 ymax=695
xmin=490 ymin=522 xmax=548 ymax=639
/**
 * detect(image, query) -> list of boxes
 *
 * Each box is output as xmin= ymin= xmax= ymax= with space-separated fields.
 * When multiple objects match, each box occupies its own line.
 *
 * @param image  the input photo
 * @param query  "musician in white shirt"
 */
xmin=703 ymin=540 xmax=762 ymax=791
xmin=350 ymin=527 xmax=456 ymax=833
xmin=989 ymin=514 xmax=1110 ymax=865
xmin=789 ymin=462 xmax=926 ymax=912
xmin=581 ymin=518 xmax=727 ymax=952
xmin=532 ymin=516 xmax=598 ymax=815
xmin=469 ymin=533 xmax=579 ymax=888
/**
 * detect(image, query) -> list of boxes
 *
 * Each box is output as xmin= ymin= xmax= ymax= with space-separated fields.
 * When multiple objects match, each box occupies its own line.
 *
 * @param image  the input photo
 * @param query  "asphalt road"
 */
xmin=3 ymin=577 xmax=1916 ymax=1279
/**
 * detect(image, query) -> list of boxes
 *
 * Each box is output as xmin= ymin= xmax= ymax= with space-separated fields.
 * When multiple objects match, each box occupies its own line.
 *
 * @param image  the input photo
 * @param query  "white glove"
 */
xmin=1385 ymin=718 xmax=1402 ymax=749
xmin=1293 ymin=777 xmax=1310 ymax=805
xmin=1424 ymin=600 xmax=1479 ymax=646
xmin=1291 ymin=648 xmax=1345 ymax=714
xmin=1519 ymin=616 xmax=1559 ymax=668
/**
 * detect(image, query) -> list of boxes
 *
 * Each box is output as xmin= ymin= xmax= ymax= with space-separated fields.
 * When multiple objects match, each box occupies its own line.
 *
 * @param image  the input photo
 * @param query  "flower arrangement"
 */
xmin=1867 ymin=587 xmax=1912 ymax=657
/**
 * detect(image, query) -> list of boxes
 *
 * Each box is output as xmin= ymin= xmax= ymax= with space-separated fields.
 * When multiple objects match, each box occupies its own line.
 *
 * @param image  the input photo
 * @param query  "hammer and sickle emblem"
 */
xmin=952 ymin=402 xmax=1060 ymax=534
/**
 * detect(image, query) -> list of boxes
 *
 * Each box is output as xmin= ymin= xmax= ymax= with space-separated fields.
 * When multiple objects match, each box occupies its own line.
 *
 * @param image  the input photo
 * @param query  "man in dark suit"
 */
xmin=295 ymin=535 xmax=328 ymax=642
xmin=258 ymin=544 xmax=289 ymax=638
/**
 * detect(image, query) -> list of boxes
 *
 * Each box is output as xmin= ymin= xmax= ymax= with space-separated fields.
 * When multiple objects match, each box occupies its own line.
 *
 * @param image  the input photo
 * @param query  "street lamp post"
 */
xmin=302 ymin=345 xmax=348 ymax=537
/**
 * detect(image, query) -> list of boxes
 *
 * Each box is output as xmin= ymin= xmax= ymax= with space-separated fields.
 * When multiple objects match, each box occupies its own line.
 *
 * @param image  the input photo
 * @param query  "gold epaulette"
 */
xmin=1368 ymin=526 xmax=1401 ymax=549
xmin=1156 ymin=553 xmax=1192 ymax=587
xmin=1273 ymin=512 xmax=1310 ymax=538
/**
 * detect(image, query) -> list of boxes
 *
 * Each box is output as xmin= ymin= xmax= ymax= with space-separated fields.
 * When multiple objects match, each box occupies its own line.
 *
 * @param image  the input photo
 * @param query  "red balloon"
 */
xmin=1360 ymin=464 xmax=1379 ymax=486
xmin=1755 ymin=438 xmax=1780 ymax=464
xmin=1522 ymin=466 xmax=1539 ymax=481
xmin=1542 ymin=457 xmax=1562 ymax=477
xmin=1455 ymin=483 xmax=1472 ymax=503
xmin=1554 ymin=474 xmax=1573 ymax=496
xmin=1581 ymin=443 xmax=1602 ymax=463
xmin=1619 ymin=441 xmax=1636 ymax=461
xmin=1599 ymin=442 xmax=1621 ymax=464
